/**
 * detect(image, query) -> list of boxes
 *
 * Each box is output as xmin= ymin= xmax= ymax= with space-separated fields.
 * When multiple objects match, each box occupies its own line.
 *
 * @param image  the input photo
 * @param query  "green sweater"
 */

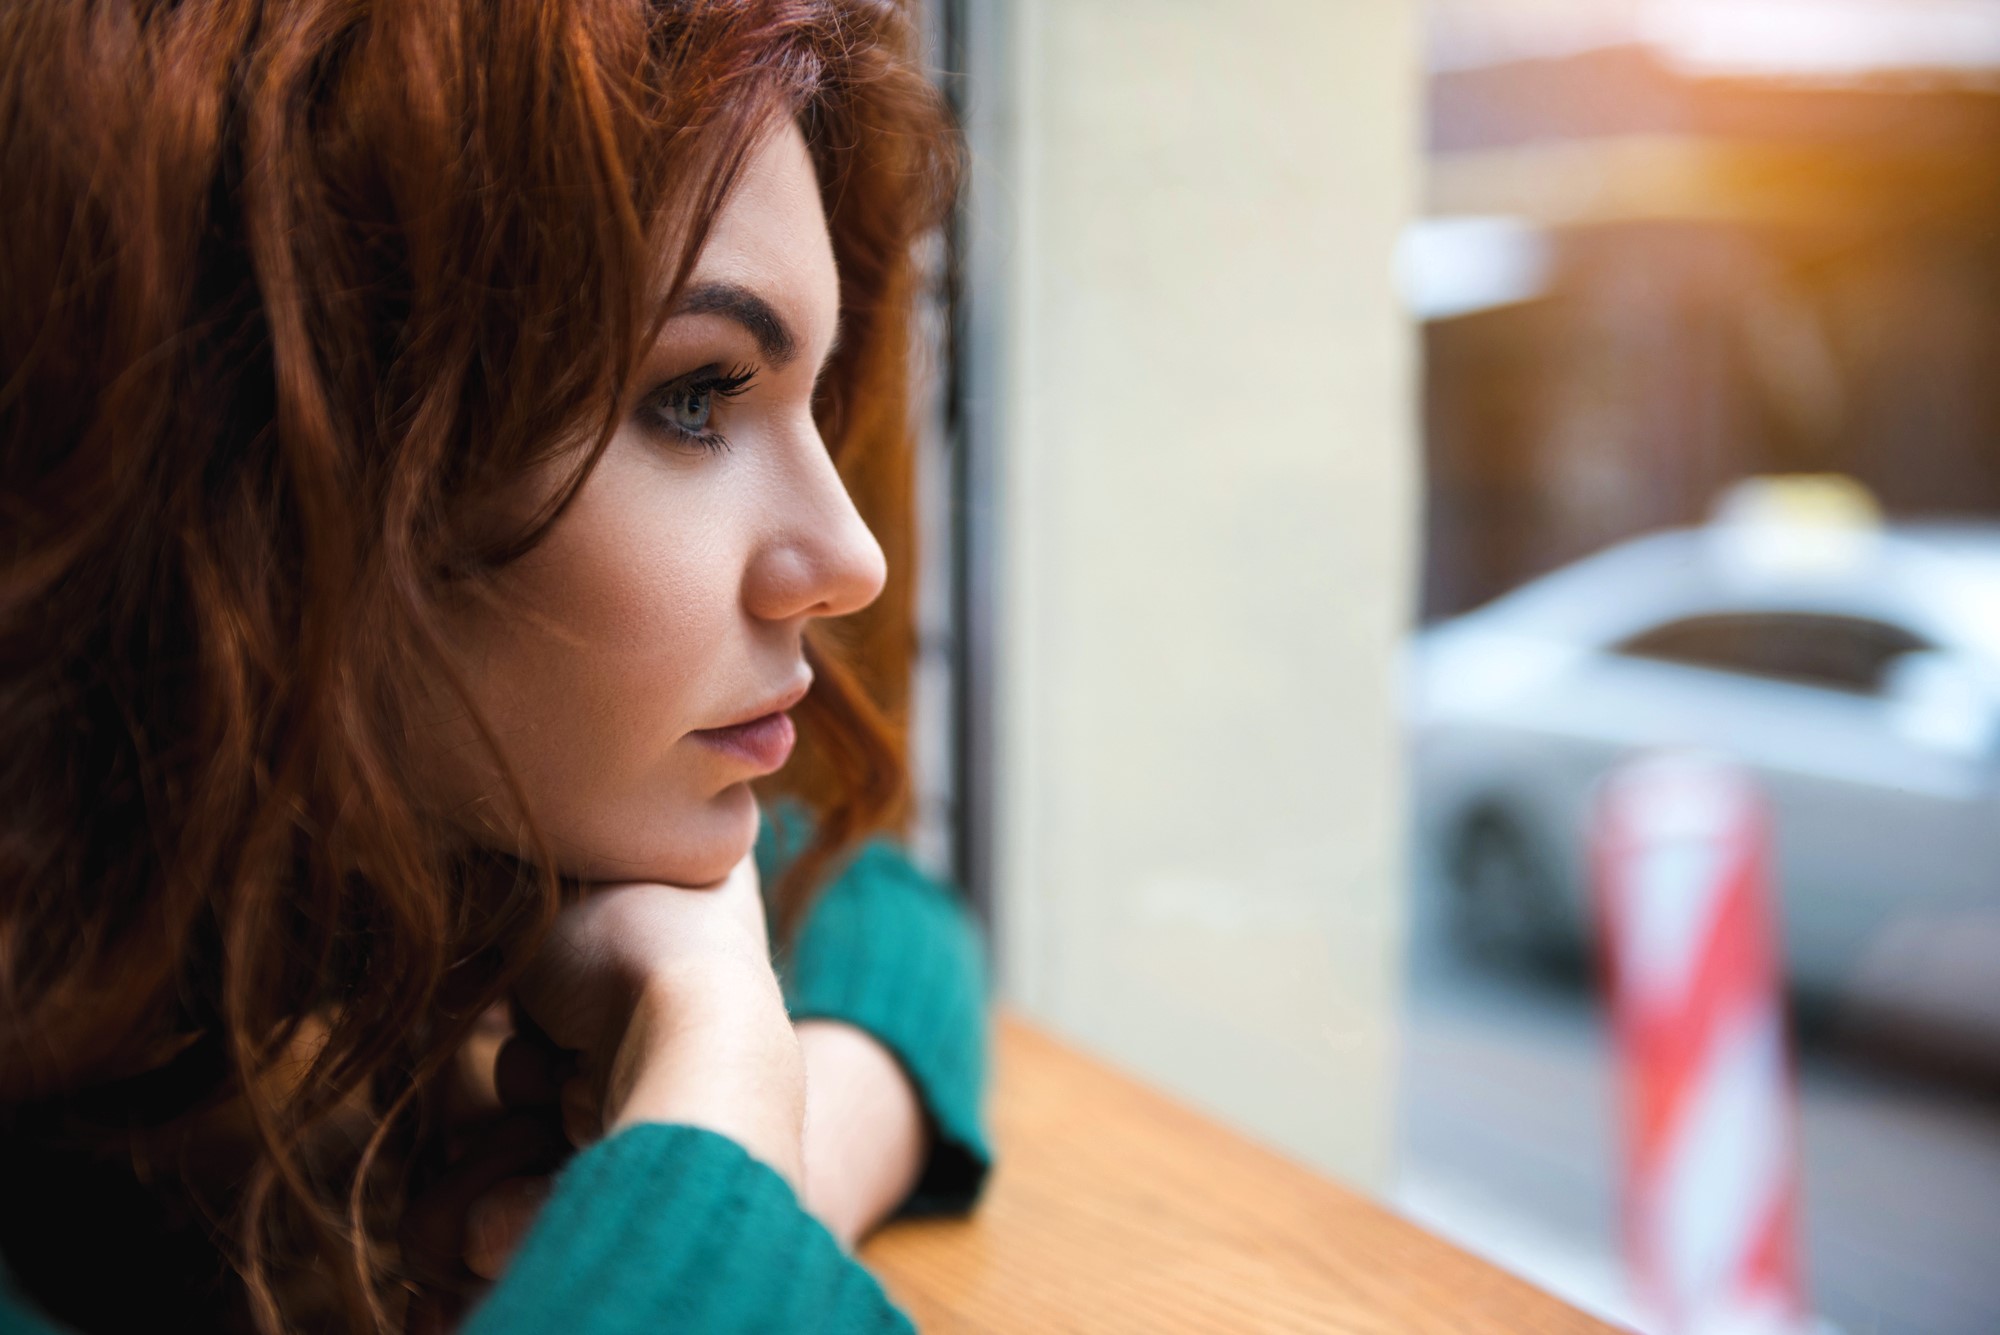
xmin=0 ymin=815 xmax=995 ymax=1333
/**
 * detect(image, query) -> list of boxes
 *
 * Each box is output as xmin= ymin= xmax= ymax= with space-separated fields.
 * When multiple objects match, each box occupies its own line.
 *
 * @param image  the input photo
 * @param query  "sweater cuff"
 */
xmin=464 ymin=1122 xmax=913 ymax=1334
xmin=768 ymin=834 xmax=995 ymax=1219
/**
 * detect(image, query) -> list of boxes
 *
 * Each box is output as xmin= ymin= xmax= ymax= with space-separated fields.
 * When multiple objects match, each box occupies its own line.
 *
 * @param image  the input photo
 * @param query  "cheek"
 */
xmin=508 ymin=471 xmax=720 ymax=707
xmin=442 ymin=441 xmax=752 ymax=876
xmin=521 ymin=466 xmax=726 ymax=698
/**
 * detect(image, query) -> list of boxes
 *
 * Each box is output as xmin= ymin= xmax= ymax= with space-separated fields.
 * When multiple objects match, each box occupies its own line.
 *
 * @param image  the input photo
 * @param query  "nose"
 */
xmin=742 ymin=430 xmax=888 ymax=624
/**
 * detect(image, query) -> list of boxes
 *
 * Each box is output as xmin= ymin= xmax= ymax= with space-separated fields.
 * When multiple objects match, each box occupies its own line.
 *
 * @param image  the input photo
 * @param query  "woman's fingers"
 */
xmin=493 ymin=1025 xmax=575 ymax=1109
xmin=442 ymin=1002 xmax=518 ymax=1126
xmin=464 ymin=1175 xmax=555 ymax=1281
xmin=401 ymin=1112 xmax=568 ymax=1286
xmin=560 ymin=1072 xmax=603 ymax=1149
xmin=510 ymin=842 xmax=773 ymax=1062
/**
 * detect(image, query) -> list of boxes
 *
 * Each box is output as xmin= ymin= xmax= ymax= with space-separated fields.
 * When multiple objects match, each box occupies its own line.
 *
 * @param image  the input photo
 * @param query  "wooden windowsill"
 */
xmin=859 ymin=1009 xmax=1621 ymax=1332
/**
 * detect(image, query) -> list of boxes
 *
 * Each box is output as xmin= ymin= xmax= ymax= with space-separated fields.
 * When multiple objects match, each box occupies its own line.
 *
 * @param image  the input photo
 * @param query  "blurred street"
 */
xmin=1393 ymin=877 xmax=2000 ymax=1335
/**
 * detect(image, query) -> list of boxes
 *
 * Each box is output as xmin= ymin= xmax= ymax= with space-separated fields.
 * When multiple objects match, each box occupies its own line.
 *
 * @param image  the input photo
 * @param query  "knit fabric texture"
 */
xmin=462 ymin=1123 xmax=917 ymax=1334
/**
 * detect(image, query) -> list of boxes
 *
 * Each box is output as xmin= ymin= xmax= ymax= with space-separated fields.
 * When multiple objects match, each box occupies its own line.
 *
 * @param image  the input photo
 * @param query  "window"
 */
xmin=1614 ymin=612 xmax=1931 ymax=696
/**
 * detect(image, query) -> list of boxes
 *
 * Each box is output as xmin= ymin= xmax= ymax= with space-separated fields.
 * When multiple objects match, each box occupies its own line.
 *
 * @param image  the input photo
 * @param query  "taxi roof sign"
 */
xmin=1710 ymin=474 xmax=1883 ymax=533
xmin=1707 ymin=474 xmax=1883 ymax=578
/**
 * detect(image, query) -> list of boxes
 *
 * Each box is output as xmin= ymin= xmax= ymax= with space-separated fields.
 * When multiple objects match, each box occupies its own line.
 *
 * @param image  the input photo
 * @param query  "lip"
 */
xmin=689 ymin=676 xmax=812 ymax=774
xmin=702 ymin=676 xmax=812 ymax=733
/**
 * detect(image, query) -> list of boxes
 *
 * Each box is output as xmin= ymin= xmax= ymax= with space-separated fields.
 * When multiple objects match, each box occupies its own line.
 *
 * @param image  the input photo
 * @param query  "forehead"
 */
xmin=685 ymin=119 xmax=837 ymax=318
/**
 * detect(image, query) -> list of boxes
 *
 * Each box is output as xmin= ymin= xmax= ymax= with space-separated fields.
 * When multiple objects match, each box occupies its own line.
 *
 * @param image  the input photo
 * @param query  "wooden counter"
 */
xmin=860 ymin=1011 xmax=1621 ymax=1333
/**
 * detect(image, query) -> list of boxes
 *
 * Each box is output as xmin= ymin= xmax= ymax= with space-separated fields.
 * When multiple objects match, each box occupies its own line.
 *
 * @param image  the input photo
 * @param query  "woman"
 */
xmin=0 ymin=1 xmax=990 ymax=1331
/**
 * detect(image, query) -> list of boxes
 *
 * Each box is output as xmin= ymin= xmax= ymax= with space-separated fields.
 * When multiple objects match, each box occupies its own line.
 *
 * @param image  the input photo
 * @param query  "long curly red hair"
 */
xmin=0 ymin=1 xmax=955 ymax=1329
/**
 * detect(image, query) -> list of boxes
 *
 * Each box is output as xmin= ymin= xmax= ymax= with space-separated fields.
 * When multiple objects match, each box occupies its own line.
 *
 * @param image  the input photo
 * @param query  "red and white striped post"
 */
xmin=1592 ymin=752 xmax=1809 ymax=1335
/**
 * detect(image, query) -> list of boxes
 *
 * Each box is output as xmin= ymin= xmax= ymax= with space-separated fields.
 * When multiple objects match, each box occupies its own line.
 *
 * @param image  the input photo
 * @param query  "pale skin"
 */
xmin=416 ymin=118 xmax=930 ymax=1272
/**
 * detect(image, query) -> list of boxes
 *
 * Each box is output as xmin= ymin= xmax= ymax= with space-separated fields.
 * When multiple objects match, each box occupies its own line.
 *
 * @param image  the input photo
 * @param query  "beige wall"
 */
xmin=986 ymin=0 xmax=1423 ymax=1190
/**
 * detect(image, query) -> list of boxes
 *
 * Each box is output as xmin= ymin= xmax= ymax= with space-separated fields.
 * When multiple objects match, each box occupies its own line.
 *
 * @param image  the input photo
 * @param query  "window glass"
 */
xmin=1614 ymin=612 xmax=1931 ymax=696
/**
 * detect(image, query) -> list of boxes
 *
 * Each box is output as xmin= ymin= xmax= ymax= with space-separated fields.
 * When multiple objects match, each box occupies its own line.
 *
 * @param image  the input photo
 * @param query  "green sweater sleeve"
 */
xmin=756 ymin=805 xmax=995 ymax=1218
xmin=464 ymin=1123 xmax=913 ymax=1334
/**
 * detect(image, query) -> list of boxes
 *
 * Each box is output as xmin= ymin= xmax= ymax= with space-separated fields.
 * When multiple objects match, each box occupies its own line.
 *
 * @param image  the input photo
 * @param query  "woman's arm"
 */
xmin=460 ymin=852 xmax=916 ymax=1333
xmin=763 ymin=825 xmax=996 ymax=1225
xmin=447 ymin=820 xmax=996 ymax=1285
xmin=434 ymin=1011 xmax=931 ymax=1282
xmin=795 ymin=1018 xmax=929 ymax=1249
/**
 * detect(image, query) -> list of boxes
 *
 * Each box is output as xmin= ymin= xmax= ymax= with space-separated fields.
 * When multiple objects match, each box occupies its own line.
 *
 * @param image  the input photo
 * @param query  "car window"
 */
xmin=1613 ymin=612 xmax=1931 ymax=696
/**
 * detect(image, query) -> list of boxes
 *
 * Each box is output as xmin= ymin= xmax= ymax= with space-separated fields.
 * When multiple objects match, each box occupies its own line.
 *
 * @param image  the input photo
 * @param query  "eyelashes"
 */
xmin=636 ymin=362 xmax=759 ymax=454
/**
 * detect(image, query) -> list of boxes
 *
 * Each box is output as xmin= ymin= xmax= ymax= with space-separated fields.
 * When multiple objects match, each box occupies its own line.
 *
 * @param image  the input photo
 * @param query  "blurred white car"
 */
xmin=1407 ymin=481 xmax=2000 ymax=1002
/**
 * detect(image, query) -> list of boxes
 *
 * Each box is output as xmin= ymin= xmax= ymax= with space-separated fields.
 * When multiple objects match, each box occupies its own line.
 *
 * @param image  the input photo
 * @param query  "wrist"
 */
xmin=795 ymin=1018 xmax=930 ymax=1247
xmin=604 ymin=969 xmax=806 ymax=1189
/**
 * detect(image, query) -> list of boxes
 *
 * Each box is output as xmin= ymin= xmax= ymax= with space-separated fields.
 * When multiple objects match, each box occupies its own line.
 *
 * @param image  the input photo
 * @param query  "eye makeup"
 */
xmin=637 ymin=362 xmax=759 ymax=454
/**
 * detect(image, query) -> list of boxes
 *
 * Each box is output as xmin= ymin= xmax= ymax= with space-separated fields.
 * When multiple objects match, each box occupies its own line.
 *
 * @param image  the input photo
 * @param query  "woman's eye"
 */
xmin=663 ymin=387 xmax=713 ymax=433
xmin=641 ymin=363 xmax=758 ymax=453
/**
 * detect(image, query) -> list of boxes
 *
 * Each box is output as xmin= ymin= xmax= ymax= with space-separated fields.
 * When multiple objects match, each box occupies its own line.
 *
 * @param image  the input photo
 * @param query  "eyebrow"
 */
xmin=671 ymin=281 xmax=800 ymax=367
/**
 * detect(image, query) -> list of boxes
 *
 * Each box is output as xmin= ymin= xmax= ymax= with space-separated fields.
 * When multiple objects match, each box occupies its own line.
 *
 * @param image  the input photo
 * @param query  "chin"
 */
xmin=677 ymin=782 xmax=763 ymax=884
xmin=535 ymin=779 xmax=762 ymax=886
xmin=621 ymin=780 xmax=761 ymax=887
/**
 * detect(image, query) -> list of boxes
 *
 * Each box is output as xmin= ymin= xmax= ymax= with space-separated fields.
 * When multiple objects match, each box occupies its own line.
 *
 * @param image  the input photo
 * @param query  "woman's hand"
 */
xmin=509 ymin=843 xmax=779 ymax=1068
xmin=399 ymin=1008 xmax=575 ymax=1325
xmin=437 ymin=1017 xmax=933 ymax=1280
xmin=429 ymin=837 xmax=938 ymax=1282
xmin=509 ymin=843 xmax=805 ymax=1183
xmin=406 ymin=844 xmax=804 ymax=1291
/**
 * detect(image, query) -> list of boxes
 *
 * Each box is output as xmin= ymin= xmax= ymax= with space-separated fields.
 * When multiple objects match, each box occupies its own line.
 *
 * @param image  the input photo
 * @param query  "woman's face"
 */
xmin=427 ymin=119 xmax=884 ymax=887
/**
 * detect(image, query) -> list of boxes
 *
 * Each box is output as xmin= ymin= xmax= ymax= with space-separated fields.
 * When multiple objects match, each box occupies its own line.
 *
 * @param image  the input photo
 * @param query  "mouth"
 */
xmin=688 ymin=676 xmax=811 ymax=774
